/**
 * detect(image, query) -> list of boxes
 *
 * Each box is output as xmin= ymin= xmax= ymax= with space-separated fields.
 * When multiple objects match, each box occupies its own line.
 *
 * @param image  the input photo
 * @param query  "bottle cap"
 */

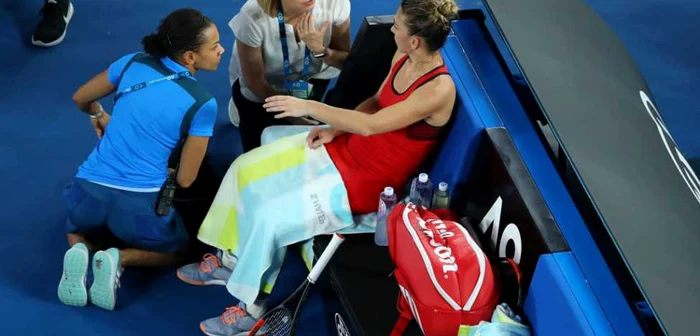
xmin=384 ymin=186 xmax=394 ymax=196
xmin=418 ymin=173 xmax=429 ymax=183
xmin=438 ymin=182 xmax=448 ymax=191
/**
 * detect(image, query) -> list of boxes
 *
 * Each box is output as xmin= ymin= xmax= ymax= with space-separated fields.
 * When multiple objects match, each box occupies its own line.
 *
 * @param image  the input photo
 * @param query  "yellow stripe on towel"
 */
xmin=217 ymin=205 xmax=239 ymax=249
xmin=197 ymin=204 xmax=240 ymax=249
xmin=262 ymin=283 xmax=274 ymax=294
xmin=236 ymin=144 xmax=306 ymax=192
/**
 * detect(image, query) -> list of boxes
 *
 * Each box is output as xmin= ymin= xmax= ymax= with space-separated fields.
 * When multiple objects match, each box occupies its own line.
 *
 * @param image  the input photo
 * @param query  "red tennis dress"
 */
xmin=326 ymin=55 xmax=450 ymax=213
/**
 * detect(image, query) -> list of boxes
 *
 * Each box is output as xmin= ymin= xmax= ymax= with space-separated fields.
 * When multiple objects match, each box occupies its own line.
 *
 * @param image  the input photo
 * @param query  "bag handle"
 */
xmin=416 ymin=205 xmax=446 ymax=245
xmin=425 ymin=219 xmax=446 ymax=246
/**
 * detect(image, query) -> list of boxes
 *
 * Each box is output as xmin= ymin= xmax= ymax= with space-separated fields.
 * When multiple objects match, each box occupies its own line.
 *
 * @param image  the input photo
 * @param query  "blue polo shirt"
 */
xmin=76 ymin=53 xmax=218 ymax=190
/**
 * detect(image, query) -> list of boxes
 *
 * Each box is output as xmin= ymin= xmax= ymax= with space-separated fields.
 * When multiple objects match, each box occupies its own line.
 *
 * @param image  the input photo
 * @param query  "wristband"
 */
xmin=313 ymin=46 xmax=327 ymax=58
xmin=89 ymin=110 xmax=104 ymax=119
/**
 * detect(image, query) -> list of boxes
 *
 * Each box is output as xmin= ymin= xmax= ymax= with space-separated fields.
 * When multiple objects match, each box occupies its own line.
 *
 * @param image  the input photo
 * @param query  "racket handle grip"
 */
xmin=308 ymin=233 xmax=345 ymax=283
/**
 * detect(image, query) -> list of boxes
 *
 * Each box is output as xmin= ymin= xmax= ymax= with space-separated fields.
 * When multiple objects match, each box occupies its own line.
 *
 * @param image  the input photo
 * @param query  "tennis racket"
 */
xmin=248 ymin=233 xmax=345 ymax=336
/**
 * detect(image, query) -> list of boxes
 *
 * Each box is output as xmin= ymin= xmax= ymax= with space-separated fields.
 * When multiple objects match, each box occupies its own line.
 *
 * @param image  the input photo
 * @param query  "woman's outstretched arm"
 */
xmin=264 ymin=76 xmax=454 ymax=136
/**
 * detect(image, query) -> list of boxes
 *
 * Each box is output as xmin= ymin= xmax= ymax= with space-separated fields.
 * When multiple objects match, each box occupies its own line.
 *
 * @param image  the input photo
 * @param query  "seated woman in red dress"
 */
xmin=265 ymin=2 xmax=458 ymax=214
xmin=180 ymin=0 xmax=459 ymax=334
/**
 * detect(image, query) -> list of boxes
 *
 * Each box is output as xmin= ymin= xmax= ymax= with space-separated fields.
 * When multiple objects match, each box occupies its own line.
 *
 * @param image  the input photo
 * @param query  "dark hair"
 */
xmin=141 ymin=8 xmax=214 ymax=59
xmin=401 ymin=0 xmax=459 ymax=51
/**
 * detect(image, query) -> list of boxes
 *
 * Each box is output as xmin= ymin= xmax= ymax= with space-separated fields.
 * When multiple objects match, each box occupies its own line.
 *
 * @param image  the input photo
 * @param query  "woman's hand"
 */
xmin=90 ymin=113 xmax=110 ymax=139
xmin=306 ymin=127 xmax=338 ymax=149
xmin=296 ymin=13 xmax=330 ymax=54
xmin=264 ymin=95 xmax=314 ymax=119
xmin=89 ymin=102 xmax=110 ymax=138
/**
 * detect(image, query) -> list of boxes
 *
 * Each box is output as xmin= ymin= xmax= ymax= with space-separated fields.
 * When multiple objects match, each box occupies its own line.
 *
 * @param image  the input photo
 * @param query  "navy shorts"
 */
xmin=63 ymin=178 xmax=189 ymax=253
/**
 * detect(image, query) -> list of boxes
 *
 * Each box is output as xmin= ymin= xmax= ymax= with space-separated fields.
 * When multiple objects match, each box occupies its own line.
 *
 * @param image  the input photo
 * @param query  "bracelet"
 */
xmin=312 ymin=46 xmax=327 ymax=59
xmin=89 ymin=110 xmax=104 ymax=119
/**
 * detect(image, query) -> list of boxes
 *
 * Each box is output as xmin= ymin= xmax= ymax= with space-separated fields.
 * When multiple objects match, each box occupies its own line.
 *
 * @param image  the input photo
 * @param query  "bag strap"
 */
xmin=459 ymin=216 xmax=523 ymax=310
xmin=390 ymin=270 xmax=416 ymax=336
xmin=499 ymin=257 xmax=524 ymax=309
xmin=390 ymin=294 xmax=414 ymax=336
xmin=116 ymin=53 xmax=146 ymax=83
xmin=112 ymin=53 xmax=213 ymax=173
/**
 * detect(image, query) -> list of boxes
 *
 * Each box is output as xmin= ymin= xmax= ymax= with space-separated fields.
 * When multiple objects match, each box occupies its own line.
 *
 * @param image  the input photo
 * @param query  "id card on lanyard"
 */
xmin=278 ymin=4 xmax=313 ymax=100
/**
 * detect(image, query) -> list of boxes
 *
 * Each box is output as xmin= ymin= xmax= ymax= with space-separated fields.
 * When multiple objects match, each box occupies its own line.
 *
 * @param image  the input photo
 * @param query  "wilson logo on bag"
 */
xmin=388 ymin=203 xmax=499 ymax=335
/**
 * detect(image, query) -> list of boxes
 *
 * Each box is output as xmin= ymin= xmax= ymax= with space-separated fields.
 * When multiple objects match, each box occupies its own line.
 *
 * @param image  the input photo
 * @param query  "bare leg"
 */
xmin=67 ymin=233 xmax=102 ymax=252
xmin=69 ymin=233 xmax=185 ymax=267
xmin=119 ymin=248 xmax=186 ymax=268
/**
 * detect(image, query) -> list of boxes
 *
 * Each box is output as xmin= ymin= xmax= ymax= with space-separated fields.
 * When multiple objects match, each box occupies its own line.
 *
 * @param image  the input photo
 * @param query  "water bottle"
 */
xmin=409 ymin=173 xmax=433 ymax=208
xmin=375 ymin=186 xmax=397 ymax=246
xmin=431 ymin=182 xmax=451 ymax=210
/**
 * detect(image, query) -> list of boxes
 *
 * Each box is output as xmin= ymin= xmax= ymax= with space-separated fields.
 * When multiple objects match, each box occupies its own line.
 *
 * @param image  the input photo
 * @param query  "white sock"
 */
xmin=245 ymin=300 xmax=267 ymax=319
xmin=220 ymin=250 xmax=238 ymax=270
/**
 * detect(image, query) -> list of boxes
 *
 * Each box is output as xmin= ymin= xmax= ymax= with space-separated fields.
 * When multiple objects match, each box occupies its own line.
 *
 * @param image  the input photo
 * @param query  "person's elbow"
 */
xmin=349 ymin=114 xmax=376 ymax=136
xmin=357 ymin=124 xmax=378 ymax=137
xmin=72 ymin=85 xmax=96 ymax=111
xmin=176 ymin=172 xmax=197 ymax=189
xmin=72 ymin=89 xmax=88 ymax=109
xmin=175 ymin=135 xmax=210 ymax=188
xmin=246 ymin=74 xmax=273 ymax=97
xmin=248 ymin=79 xmax=267 ymax=93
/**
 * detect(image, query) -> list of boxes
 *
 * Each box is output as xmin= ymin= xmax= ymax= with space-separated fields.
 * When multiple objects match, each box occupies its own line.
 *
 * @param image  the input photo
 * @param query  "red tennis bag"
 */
xmin=388 ymin=203 xmax=499 ymax=335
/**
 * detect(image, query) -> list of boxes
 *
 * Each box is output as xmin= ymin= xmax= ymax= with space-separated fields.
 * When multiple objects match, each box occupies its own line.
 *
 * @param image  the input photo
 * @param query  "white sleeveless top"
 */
xmin=228 ymin=0 xmax=351 ymax=103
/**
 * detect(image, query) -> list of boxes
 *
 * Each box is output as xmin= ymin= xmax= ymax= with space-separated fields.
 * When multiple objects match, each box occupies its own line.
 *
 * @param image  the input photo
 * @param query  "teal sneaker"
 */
xmin=57 ymin=243 xmax=89 ymax=307
xmin=89 ymin=248 xmax=122 ymax=310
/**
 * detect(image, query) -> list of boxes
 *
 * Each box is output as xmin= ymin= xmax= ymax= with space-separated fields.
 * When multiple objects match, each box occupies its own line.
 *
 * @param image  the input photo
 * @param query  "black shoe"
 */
xmin=31 ymin=0 xmax=74 ymax=47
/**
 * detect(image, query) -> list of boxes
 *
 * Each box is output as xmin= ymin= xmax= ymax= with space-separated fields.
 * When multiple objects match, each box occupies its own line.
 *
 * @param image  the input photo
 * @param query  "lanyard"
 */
xmin=277 ymin=4 xmax=310 ymax=87
xmin=113 ymin=71 xmax=191 ymax=106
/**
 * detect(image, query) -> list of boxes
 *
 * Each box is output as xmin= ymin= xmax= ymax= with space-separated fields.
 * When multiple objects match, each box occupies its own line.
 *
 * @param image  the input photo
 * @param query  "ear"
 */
xmin=182 ymin=50 xmax=197 ymax=66
xmin=409 ymin=35 xmax=421 ymax=51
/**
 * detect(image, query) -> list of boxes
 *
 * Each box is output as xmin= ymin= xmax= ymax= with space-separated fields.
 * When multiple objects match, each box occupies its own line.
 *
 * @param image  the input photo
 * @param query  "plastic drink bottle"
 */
xmin=409 ymin=173 xmax=433 ymax=208
xmin=431 ymin=182 xmax=451 ymax=210
xmin=375 ymin=186 xmax=397 ymax=246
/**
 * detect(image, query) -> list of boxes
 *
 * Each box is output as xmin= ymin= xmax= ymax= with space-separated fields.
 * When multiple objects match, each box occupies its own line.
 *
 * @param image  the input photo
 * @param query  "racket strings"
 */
xmin=256 ymin=308 xmax=293 ymax=335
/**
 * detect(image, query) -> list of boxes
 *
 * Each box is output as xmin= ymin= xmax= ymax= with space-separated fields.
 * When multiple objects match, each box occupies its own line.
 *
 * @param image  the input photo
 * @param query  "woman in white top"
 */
xmin=228 ymin=0 xmax=351 ymax=152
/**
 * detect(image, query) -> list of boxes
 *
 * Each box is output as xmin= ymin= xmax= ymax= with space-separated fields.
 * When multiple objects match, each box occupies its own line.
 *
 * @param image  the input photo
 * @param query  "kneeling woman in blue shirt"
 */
xmin=58 ymin=8 xmax=225 ymax=310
